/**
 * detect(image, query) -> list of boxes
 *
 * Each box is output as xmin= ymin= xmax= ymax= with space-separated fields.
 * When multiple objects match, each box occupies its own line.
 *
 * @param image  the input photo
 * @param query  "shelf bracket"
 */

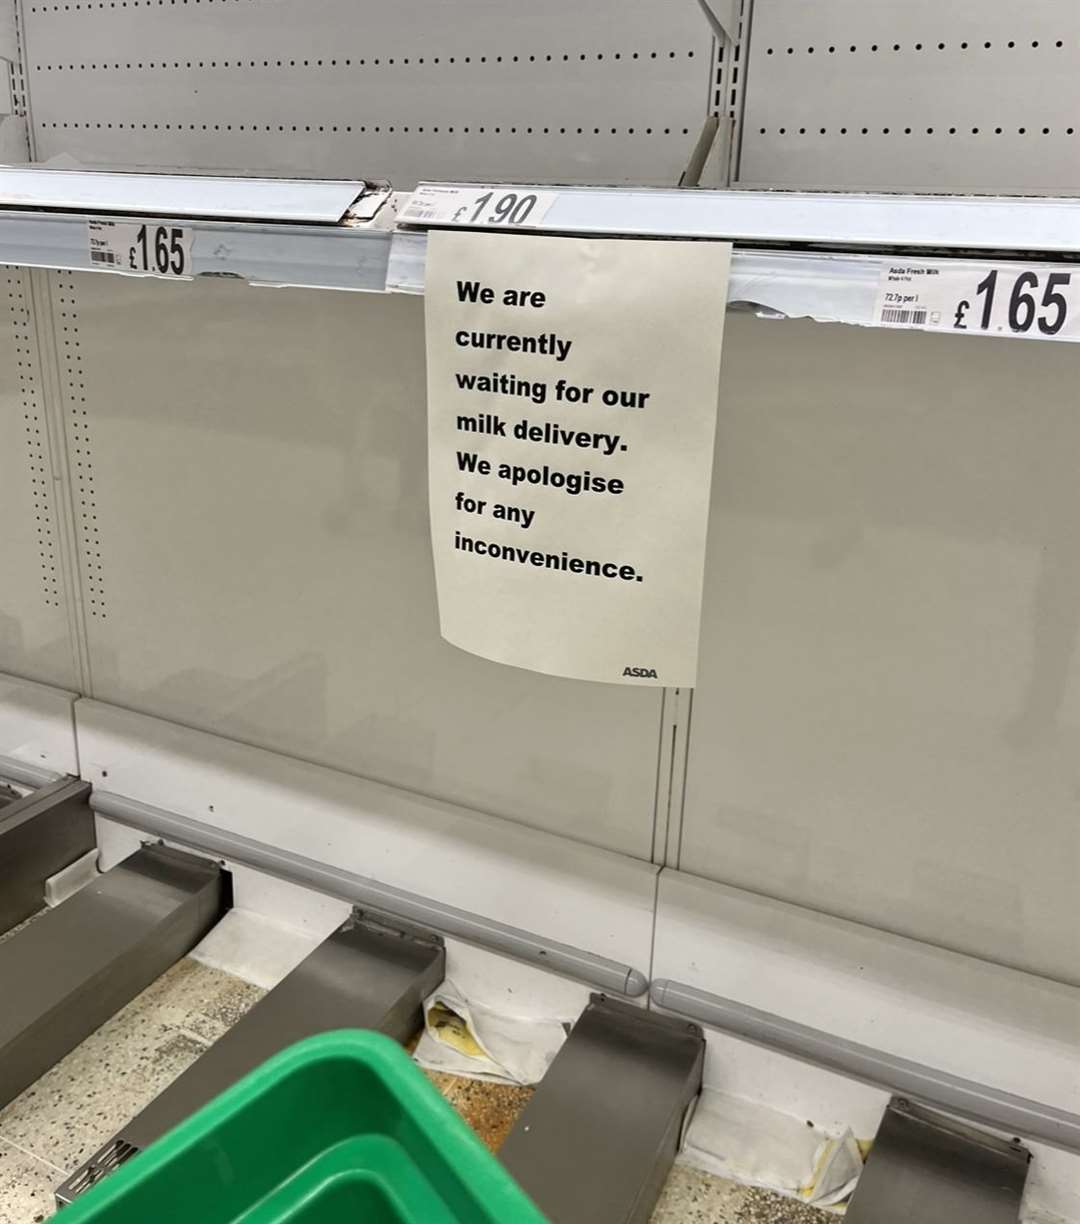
xmin=696 ymin=0 xmax=740 ymax=43
xmin=500 ymin=994 xmax=704 ymax=1224
xmin=56 ymin=912 xmax=445 ymax=1206
xmin=847 ymin=1098 xmax=1031 ymax=1224
xmin=0 ymin=844 xmax=226 ymax=1113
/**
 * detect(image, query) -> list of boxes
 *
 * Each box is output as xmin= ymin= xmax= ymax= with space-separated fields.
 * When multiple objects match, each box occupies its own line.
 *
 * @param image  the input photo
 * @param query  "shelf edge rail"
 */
xmin=651 ymin=978 xmax=1080 ymax=1155
xmin=90 ymin=789 xmax=649 ymax=999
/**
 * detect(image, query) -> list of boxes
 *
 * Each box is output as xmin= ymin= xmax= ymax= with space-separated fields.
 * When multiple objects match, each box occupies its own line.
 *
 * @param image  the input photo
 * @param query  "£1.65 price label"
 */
xmin=398 ymin=184 xmax=559 ymax=229
xmin=875 ymin=260 xmax=1080 ymax=341
xmin=87 ymin=220 xmax=193 ymax=278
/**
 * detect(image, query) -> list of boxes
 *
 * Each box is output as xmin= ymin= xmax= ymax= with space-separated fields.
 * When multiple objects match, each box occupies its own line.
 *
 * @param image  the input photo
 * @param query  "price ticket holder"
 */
xmin=396 ymin=181 xmax=1080 ymax=348
xmin=1 ymin=165 xmax=1078 ymax=342
xmin=0 ymin=166 xmax=394 ymax=290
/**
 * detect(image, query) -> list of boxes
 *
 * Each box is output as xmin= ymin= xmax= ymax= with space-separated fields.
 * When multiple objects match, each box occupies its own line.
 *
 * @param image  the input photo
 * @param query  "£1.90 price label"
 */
xmin=87 ymin=220 xmax=193 ymax=278
xmin=875 ymin=260 xmax=1080 ymax=341
xmin=398 ymin=184 xmax=559 ymax=229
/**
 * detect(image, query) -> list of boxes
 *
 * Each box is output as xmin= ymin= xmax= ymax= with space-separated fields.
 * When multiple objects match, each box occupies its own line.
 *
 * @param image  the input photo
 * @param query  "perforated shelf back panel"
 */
xmin=54 ymin=273 xmax=663 ymax=860
xmin=21 ymin=1 xmax=715 ymax=188
xmin=0 ymin=269 xmax=79 ymax=690
xmin=737 ymin=0 xmax=1080 ymax=194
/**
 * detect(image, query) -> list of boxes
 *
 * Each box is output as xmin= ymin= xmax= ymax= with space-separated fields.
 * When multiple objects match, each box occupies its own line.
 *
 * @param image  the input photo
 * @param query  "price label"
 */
xmin=399 ymin=184 xmax=559 ymax=229
xmin=87 ymin=220 xmax=193 ymax=278
xmin=875 ymin=260 xmax=1080 ymax=341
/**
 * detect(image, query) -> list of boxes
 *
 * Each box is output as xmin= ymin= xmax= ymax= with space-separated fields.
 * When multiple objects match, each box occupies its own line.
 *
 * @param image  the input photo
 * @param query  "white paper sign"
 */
xmin=425 ymin=231 xmax=731 ymax=687
xmin=875 ymin=259 xmax=1080 ymax=340
xmin=87 ymin=219 xmax=193 ymax=278
xmin=400 ymin=184 xmax=559 ymax=229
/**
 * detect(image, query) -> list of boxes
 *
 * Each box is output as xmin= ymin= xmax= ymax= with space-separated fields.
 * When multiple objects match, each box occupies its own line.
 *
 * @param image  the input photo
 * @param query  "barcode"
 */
xmin=881 ymin=307 xmax=928 ymax=325
xmin=405 ymin=205 xmax=439 ymax=221
xmin=90 ymin=250 xmax=120 ymax=265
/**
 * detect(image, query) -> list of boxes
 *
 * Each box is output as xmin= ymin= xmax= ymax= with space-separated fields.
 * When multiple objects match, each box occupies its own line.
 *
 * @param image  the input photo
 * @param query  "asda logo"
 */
xmin=623 ymin=667 xmax=659 ymax=679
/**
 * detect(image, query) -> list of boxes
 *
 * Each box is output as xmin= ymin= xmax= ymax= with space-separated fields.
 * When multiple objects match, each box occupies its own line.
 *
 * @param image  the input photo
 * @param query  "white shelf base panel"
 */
xmin=75 ymin=699 xmax=659 ymax=990
xmin=654 ymin=870 xmax=1080 ymax=1224
xmin=0 ymin=673 xmax=77 ymax=778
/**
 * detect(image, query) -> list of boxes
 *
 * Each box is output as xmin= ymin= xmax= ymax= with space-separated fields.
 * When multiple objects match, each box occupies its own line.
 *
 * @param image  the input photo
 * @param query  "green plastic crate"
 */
xmin=60 ymin=1030 xmax=549 ymax=1224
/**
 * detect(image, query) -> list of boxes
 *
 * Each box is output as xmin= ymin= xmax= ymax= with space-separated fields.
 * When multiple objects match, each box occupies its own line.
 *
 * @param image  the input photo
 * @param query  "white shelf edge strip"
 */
xmin=0 ymin=212 xmax=1049 ymax=336
xmin=404 ymin=182 xmax=1080 ymax=253
xmin=0 ymin=167 xmax=385 ymax=224
xmin=0 ymin=209 xmax=392 ymax=291
xmin=387 ymin=228 xmax=887 ymax=327
xmin=91 ymin=790 xmax=649 ymax=997
xmin=0 ymin=205 xmax=881 ymax=324
xmin=1 ymin=181 xmax=1078 ymax=338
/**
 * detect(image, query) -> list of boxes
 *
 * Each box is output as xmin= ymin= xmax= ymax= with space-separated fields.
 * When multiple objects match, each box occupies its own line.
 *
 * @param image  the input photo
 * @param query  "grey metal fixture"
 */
xmin=91 ymin=790 xmax=648 ymax=997
xmin=651 ymin=979 xmax=1080 ymax=1155
xmin=500 ymin=994 xmax=705 ymax=1224
xmin=56 ymin=911 xmax=445 ymax=1205
xmin=0 ymin=844 xmax=225 ymax=1111
xmin=0 ymin=778 xmax=95 ymax=934
xmin=846 ymin=1098 xmax=1030 ymax=1224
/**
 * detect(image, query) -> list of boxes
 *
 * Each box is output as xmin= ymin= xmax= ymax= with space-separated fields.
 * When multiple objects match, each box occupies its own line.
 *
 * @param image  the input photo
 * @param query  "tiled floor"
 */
xmin=0 ymin=959 xmax=265 ymax=1223
xmin=0 ymin=959 xmax=832 ymax=1224
xmin=653 ymin=1170 xmax=836 ymax=1224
